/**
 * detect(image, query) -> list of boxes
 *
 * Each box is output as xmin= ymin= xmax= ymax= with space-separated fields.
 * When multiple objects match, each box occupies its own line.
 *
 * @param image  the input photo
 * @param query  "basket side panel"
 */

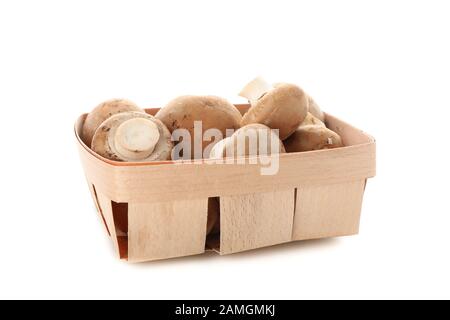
xmin=292 ymin=180 xmax=366 ymax=240
xmin=128 ymin=199 xmax=208 ymax=262
xmin=220 ymin=190 xmax=295 ymax=255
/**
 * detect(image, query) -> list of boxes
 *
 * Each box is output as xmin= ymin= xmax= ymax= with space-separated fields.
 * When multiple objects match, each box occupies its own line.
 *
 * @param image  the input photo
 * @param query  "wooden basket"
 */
xmin=75 ymin=104 xmax=376 ymax=263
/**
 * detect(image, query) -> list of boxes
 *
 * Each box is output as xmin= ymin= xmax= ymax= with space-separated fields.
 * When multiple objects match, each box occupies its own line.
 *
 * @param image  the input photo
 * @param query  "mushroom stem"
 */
xmin=239 ymin=76 xmax=272 ymax=105
xmin=114 ymin=118 xmax=160 ymax=160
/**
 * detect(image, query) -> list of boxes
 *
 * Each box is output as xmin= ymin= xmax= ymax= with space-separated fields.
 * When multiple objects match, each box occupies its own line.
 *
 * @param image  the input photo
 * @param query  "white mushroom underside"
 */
xmin=209 ymin=137 xmax=232 ymax=159
xmin=114 ymin=118 xmax=160 ymax=160
xmin=209 ymin=127 xmax=282 ymax=158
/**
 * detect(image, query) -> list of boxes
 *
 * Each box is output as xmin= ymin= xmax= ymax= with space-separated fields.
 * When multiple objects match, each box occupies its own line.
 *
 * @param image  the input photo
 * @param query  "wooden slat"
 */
xmin=87 ymin=183 xmax=110 ymax=236
xmin=96 ymin=192 xmax=121 ymax=257
xmin=220 ymin=190 xmax=295 ymax=255
xmin=127 ymin=199 xmax=208 ymax=262
xmin=292 ymin=180 xmax=366 ymax=240
xmin=77 ymin=142 xmax=375 ymax=204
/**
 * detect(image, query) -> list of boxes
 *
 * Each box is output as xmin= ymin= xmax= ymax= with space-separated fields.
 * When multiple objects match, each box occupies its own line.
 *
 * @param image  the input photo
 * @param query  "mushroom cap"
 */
xmin=307 ymin=96 xmax=325 ymax=122
xmin=241 ymin=83 xmax=308 ymax=140
xmin=155 ymin=95 xmax=242 ymax=159
xmin=82 ymin=99 xmax=144 ymax=147
xmin=209 ymin=123 xmax=286 ymax=158
xmin=91 ymin=111 xmax=173 ymax=162
xmin=284 ymin=125 xmax=343 ymax=153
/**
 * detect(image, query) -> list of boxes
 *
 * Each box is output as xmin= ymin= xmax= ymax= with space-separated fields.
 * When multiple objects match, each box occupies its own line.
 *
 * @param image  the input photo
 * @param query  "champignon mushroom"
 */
xmin=307 ymin=95 xmax=325 ymax=122
xmin=209 ymin=136 xmax=233 ymax=159
xmin=239 ymin=77 xmax=308 ymax=140
xmin=82 ymin=99 xmax=144 ymax=147
xmin=155 ymin=95 xmax=242 ymax=159
xmin=91 ymin=111 xmax=173 ymax=162
xmin=284 ymin=112 xmax=343 ymax=152
xmin=209 ymin=123 xmax=285 ymax=158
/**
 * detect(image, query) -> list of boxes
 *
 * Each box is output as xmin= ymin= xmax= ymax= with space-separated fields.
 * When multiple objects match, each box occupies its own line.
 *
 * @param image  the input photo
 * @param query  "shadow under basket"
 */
xmin=75 ymin=104 xmax=376 ymax=263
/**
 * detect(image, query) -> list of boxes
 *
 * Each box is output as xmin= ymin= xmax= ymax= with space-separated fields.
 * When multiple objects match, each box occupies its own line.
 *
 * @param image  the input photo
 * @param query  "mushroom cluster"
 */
xmin=234 ymin=77 xmax=343 ymax=154
xmin=82 ymin=78 xmax=343 ymax=162
xmin=239 ymin=77 xmax=308 ymax=140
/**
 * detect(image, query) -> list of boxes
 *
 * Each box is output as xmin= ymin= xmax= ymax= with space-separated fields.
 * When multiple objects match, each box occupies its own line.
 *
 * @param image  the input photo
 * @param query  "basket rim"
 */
xmin=75 ymin=107 xmax=376 ymax=168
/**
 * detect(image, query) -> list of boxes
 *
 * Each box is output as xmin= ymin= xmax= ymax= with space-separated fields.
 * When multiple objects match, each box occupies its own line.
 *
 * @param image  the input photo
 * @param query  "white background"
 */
xmin=0 ymin=0 xmax=449 ymax=299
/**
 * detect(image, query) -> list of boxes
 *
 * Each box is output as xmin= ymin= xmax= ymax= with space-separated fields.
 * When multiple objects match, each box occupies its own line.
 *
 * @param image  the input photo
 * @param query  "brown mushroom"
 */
xmin=239 ymin=77 xmax=308 ymax=140
xmin=209 ymin=123 xmax=285 ymax=158
xmin=301 ymin=112 xmax=326 ymax=127
xmin=155 ymin=95 xmax=242 ymax=159
xmin=307 ymin=95 xmax=325 ymax=122
xmin=82 ymin=99 xmax=144 ymax=147
xmin=91 ymin=111 xmax=172 ymax=162
xmin=284 ymin=112 xmax=343 ymax=152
